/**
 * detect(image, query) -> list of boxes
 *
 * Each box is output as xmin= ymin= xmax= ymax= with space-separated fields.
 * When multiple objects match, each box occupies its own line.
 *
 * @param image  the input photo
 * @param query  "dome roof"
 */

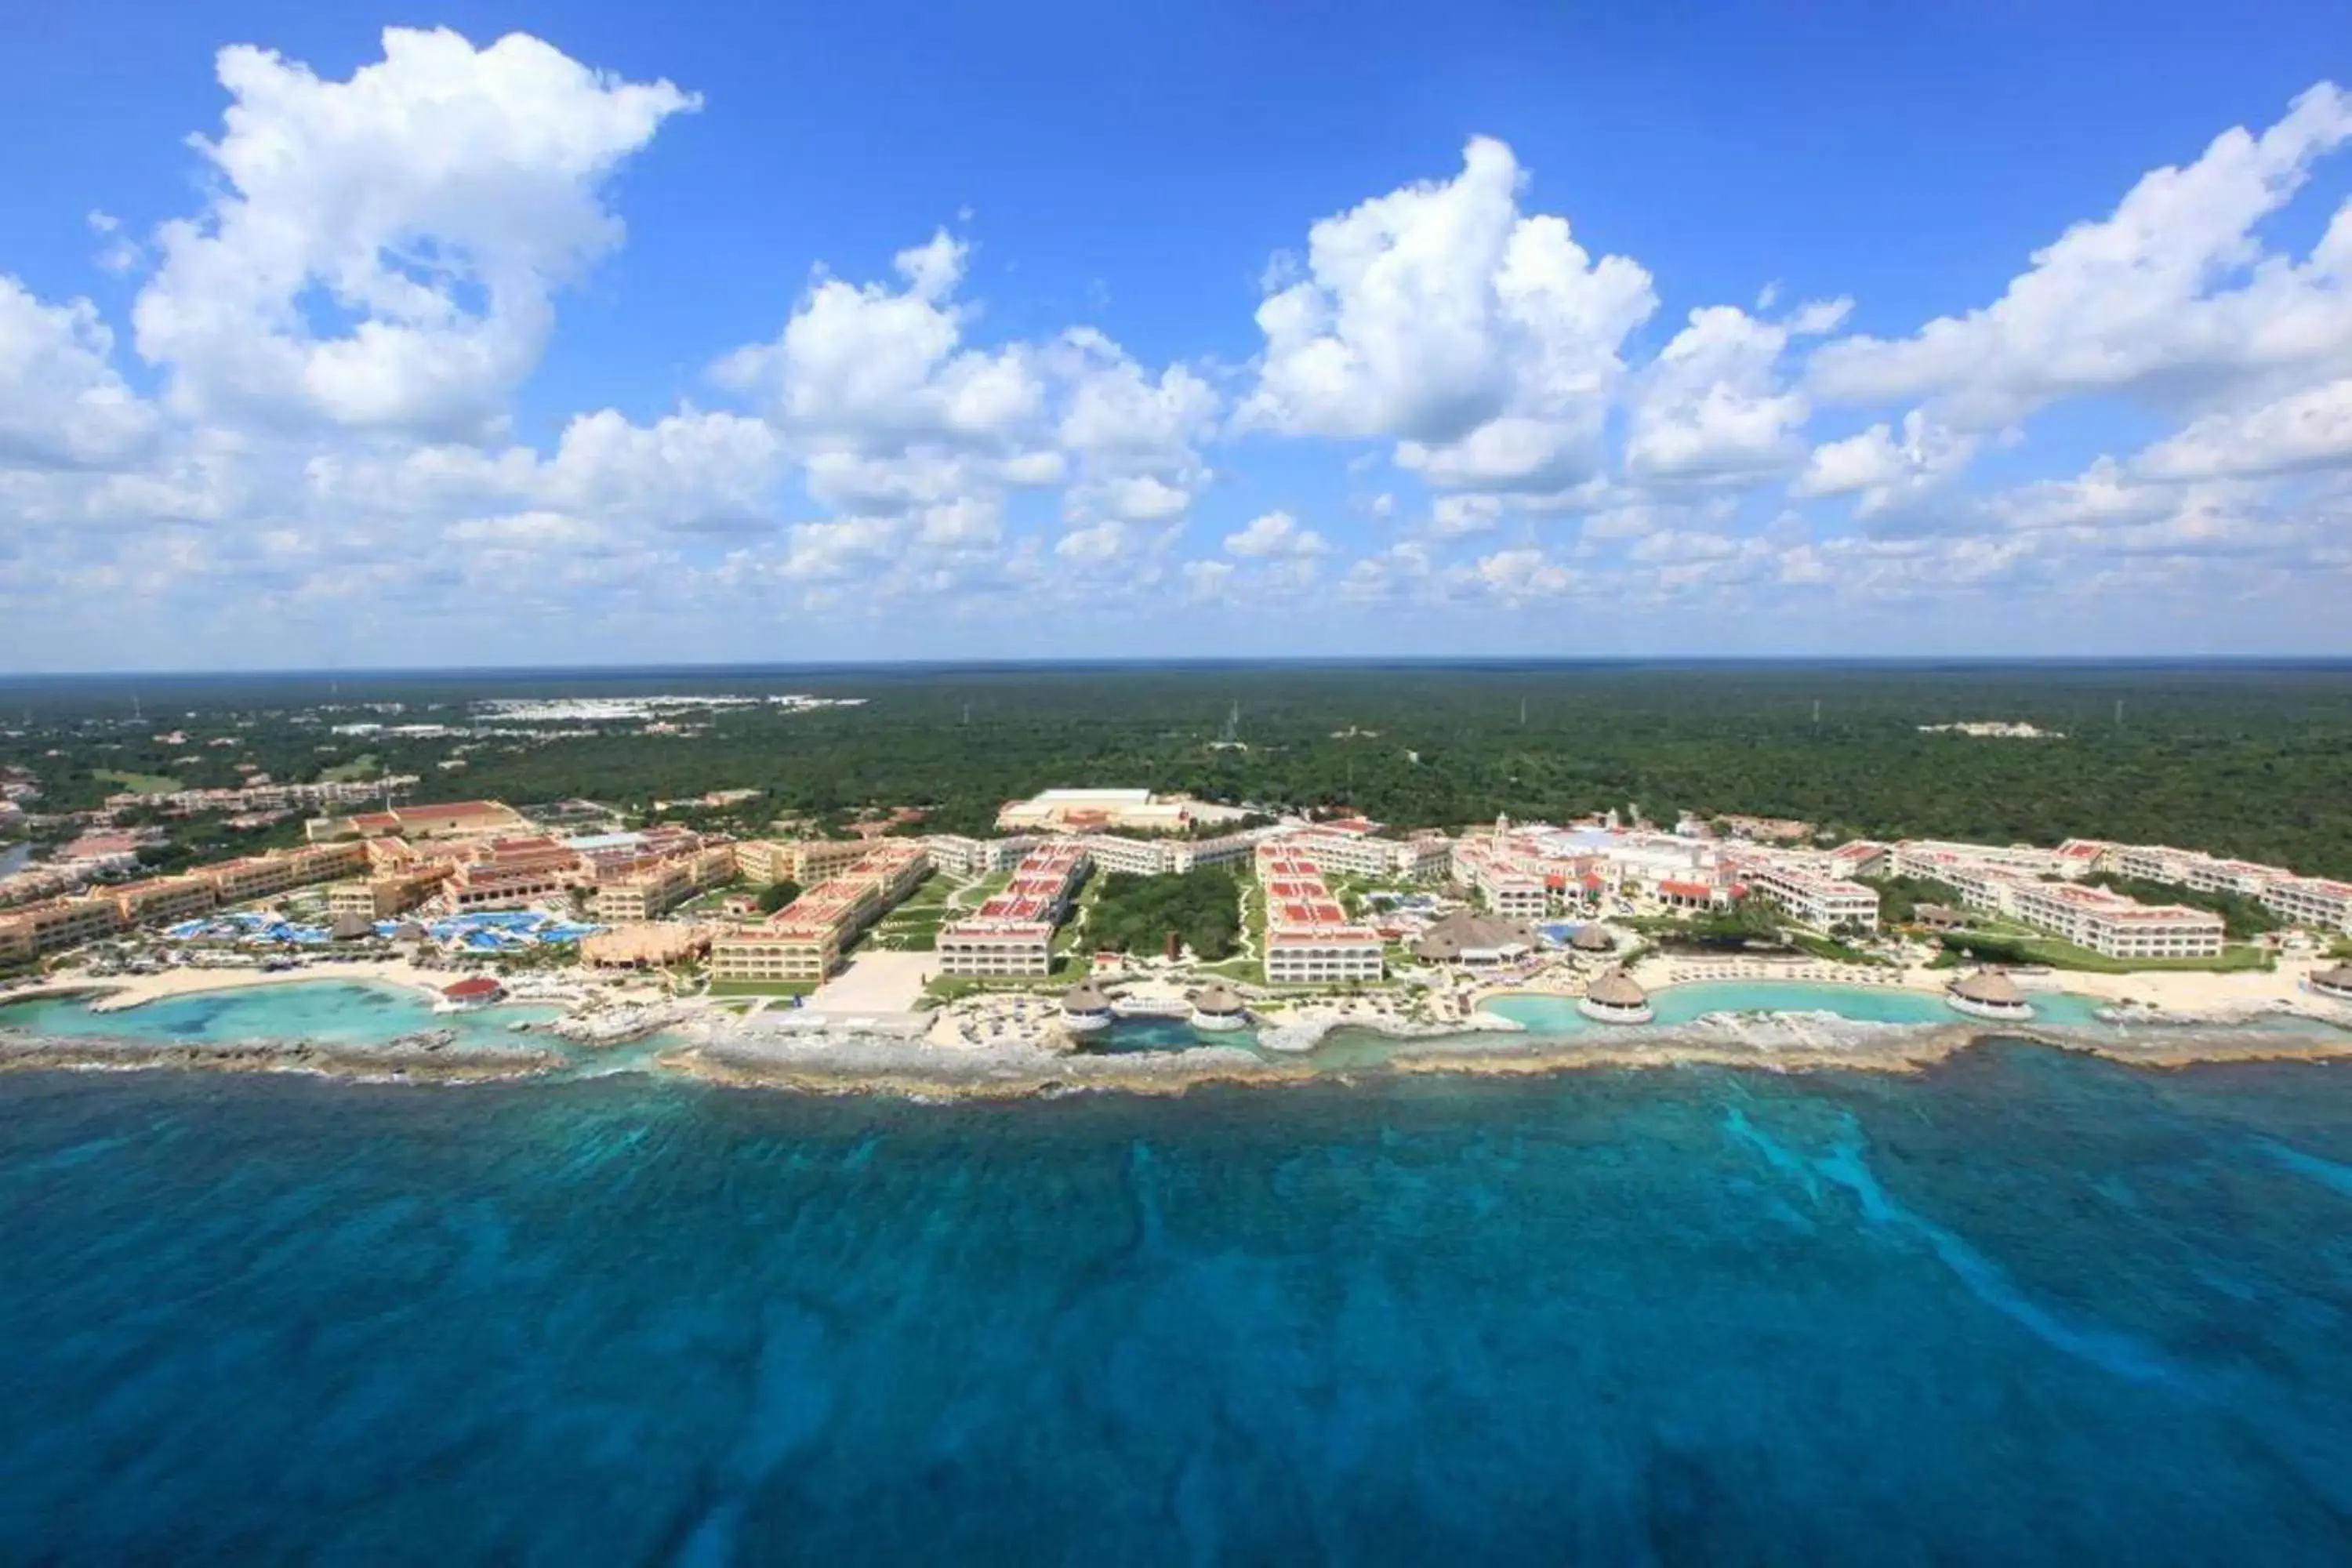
xmin=1061 ymin=980 xmax=1112 ymax=1013
xmin=1571 ymin=923 xmax=1615 ymax=952
xmin=1191 ymin=983 xmax=1247 ymax=1015
xmin=1585 ymin=969 xmax=1648 ymax=1008
xmin=1951 ymin=969 xmax=2027 ymax=1007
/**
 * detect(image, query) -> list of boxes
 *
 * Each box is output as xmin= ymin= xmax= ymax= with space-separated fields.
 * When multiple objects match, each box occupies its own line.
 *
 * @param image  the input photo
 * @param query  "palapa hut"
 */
xmin=328 ymin=913 xmax=377 ymax=942
xmin=1059 ymin=979 xmax=1115 ymax=1033
xmin=1570 ymin=923 xmax=1616 ymax=955
xmin=1947 ymin=968 xmax=2034 ymax=1021
xmin=1189 ymin=982 xmax=1250 ymax=1033
xmin=1579 ymin=967 xmax=1654 ymax=1025
xmin=2306 ymin=964 xmax=2352 ymax=1002
xmin=1412 ymin=910 xmax=1536 ymax=966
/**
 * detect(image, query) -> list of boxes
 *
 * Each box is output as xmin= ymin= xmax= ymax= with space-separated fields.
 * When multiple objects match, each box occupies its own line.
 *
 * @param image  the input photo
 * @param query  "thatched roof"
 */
xmin=1062 ymin=980 xmax=1112 ymax=1014
xmin=1951 ymin=969 xmax=2027 ymax=1007
xmin=1412 ymin=909 xmax=1534 ymax=961
xmin=394 ymin=921 xmax=429 ymax=943
xmin=1570 ymin=923 xmax=1615 ymax=952
xmin=1191 ymin=983 xmax=1247 ymax=1016
xmin=1585 ymin=969 xmax=1648 ymax=1008
xmin=2312 ymin=964 xmax=2352 ymax=993
xmin=328 ymin=913 xmax=376 ymax=942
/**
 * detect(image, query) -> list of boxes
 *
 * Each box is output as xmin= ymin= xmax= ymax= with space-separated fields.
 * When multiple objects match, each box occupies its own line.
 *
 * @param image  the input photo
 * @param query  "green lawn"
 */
xmin=1947 ymin=931 xmax=2275 ymax=974
xmin=95 ymin=769 xmax=178 ymax=794
xmin=704 ymin=979 xmax=817 ymax=998
xmin=921 ymin=970 xmax=1074 ymax=1004
xmin=318 ymin=754 xmax=381 ymax=784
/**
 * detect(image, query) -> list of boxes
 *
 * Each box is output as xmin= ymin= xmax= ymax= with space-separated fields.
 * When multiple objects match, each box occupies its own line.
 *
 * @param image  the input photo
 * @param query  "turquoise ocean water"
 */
xmin=0 ymin=980 xmax=560 ymax=1047
xmin=5 ymin=985 xmax=2352 ymax=1559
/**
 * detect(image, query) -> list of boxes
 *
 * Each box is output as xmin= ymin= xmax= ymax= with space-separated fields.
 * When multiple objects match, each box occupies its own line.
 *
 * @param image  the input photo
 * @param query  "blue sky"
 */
xmin=2 ymin=0 xmax=2350 ymax=669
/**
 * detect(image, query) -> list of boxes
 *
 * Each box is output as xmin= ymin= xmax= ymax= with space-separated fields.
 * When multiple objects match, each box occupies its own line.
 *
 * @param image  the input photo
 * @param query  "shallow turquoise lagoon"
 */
xmin=0 ymin=980 xmax=560 ymax=1049
xmin=1079 ymin=1014 xmax=1250 ymax=1054
xmin=1493 ymin=979 xmax=2165 ymax=1035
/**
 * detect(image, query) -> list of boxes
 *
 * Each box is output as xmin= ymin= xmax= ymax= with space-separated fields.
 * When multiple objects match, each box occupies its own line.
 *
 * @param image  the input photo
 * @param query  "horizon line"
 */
xmin=8 ymin=655 xmax=2352 ymax=683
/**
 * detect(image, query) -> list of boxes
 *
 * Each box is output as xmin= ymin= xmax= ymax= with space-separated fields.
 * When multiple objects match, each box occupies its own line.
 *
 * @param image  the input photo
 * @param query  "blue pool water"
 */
xmin=0 ymin=981 xmax=559 ymax=1049
xmin=3 ymin=1047 xmax=2352 ymax=1560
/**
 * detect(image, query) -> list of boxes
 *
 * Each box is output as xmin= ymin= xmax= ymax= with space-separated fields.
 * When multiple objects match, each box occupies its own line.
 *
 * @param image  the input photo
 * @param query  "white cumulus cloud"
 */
xmin=0 ymin=278 xmax=159 ymax=469
xmin=1809 ymin=82 xmax=2352 ymax=429
xmin=132 ymin=27 xmax=698 ymax=440
xmin=1240 ymin=136 xmax=1655 ymax=492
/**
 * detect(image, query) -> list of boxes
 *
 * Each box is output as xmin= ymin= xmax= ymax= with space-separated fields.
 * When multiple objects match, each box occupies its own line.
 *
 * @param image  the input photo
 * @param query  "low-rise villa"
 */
xmin=437 ymin=975 xmax=506 ymax=1012
xmin=1189 ymin=983 xmax=1250 ymax=1032
xmin=1947 ymin=969 xmax=2034 ymax=1022
xmin=1579 ymin=969 xmax=1653 ymax=1025
xmin=1059 ymin=980 xmax=1115 ymax=1033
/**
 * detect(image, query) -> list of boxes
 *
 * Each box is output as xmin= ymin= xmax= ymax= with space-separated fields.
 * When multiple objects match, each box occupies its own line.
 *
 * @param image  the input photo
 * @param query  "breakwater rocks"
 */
xmin=668 ymin=1029 xmax=1308 ymax=1100
xmin=550 ymin=1002 xmax=691 ymax=1046
xmin=0 ymin=1026 xmax=565 ymax=1083
xmin=1254 ymin=1010 xmax=1525 ymax=1054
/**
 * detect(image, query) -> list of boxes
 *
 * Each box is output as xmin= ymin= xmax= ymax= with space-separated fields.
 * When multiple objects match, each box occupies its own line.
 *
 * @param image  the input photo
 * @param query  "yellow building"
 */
xmin=0 ymin=896 xmax=124 ymax=960
xmin=711 ymin=843 xmax=927 ymax=983
xmin=107 ymin=876 xmax=219 ymax=927
xmin=202 ymin=842 xmax=370 ymax=905
xmin=326 ymin=869 xmax=446 ymax=920
xmin=736 ymin=838 xmax=873 ymax=887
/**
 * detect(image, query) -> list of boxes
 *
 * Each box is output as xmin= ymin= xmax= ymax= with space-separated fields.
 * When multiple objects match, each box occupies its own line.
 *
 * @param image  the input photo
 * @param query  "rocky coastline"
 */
xmin=5 ymin=990 xmax=2350 ymax=1097
xmin=0 ymin=1025 xmax=566 ymax=1084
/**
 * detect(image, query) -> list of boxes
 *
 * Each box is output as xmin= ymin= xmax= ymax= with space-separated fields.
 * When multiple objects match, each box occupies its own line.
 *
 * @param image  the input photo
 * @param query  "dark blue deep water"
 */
xmin=5 ymin=1043 xmax=2352 ymax=1564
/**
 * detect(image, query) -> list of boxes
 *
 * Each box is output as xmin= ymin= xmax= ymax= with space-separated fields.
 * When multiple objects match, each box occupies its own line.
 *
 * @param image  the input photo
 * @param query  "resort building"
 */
xmin=1995 ymin=880 xmax=2225 ymax=960
xmin=106 ymin=875 xmax=219 ymax=927
xmin=1742 ymin=864 xmax=1882 ymax=934
xmin=2111 ymin=844 xmax=2352 ymax=934
xmin=923 ymin=834 xmax=1040 ymax=878
xmin=1079 ymin=830 xmax=1262 ymax=877
xmin=735 ymin=837 xmax=877 ymax=888
xmin=1257 ymin=842 xmax=1384 ymax=986
xmin=310 ymin=800 xmax=529 ymax=844
xmin=710 ymin=842 xmax=929 ymax=984
xmin=0 ymin=895 xmax=124 ymax=963
xmin=199 ymin=841 xmax=370 ymax=906
xmin=936 ymin=840 xmax=1090 ymax=977
xmin=590 ymin=842 xmax=737 ymax=924
xmin=996 ymin=789 xmax=1250 ymax=836
xmin=439 ymin=838 xmax=590 ymax=913
xmin=326 ymin=867 xmax=448 ymax=921
xmin=1278 ymin=822 xmax=1453 ymax=883
xmin=1890 ymin=839 xmax=2077 ymax=884
xmin=2261 ymin=876 xmax=2352 ymax=934
xmin=1824 ymin=840 xmax=1893 ymax=880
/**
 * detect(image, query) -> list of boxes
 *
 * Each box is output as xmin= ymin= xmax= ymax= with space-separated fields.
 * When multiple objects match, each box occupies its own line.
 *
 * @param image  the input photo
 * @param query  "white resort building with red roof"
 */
xmin=1257 ymin=842 xmax=1384 ymax=985
xmin=936 ymin=839 xmax=1091 ymax=977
